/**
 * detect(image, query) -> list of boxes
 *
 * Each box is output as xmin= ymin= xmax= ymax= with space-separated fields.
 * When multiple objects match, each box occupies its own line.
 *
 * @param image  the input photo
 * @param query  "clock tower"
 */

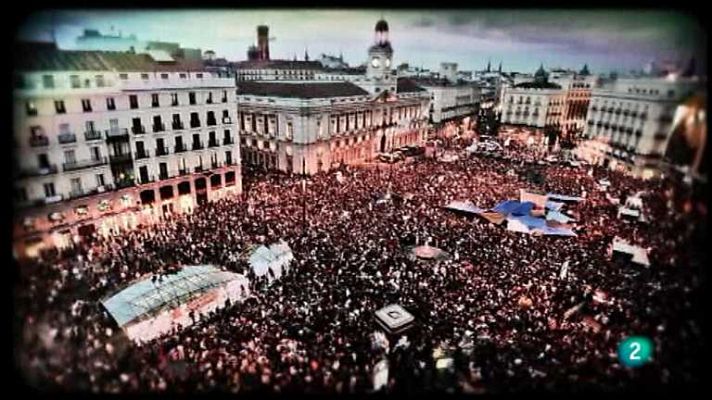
xmin=365 ymin=18 xmax=395 ymax=95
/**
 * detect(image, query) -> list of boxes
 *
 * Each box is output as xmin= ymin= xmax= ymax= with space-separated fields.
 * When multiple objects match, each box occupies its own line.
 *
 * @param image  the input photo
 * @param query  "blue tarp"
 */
xmin=545 ymin=201 xmax=564 ymax=211
xmin=492 ymin=200 xmax=523 ymax=215
xmin=541 ymin=226 xmax=577 ymax=236
xmin=546 ymin=210 xmax=574 ymax=223
xmin=547 ymin=193 xmax=584 ymax=202
xmin=511 ymin=201 xmax=535 ymax=216
xmin=511 ymin=215 xmax=547 ymax=229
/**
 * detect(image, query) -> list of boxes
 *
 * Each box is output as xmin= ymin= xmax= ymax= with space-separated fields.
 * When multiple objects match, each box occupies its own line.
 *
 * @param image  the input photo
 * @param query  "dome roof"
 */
xmin=375 ymin=19 xmax=389 ymax=32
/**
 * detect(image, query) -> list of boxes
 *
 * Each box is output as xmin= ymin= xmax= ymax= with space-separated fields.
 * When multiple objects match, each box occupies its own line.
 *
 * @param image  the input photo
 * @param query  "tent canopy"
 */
xmin=102 ymin=265 xmax=244 ymax=327
xmin=444 ymin=200 xmax=485 ymax=215
xmin=547 ymin=193 xmax=585 ymax=202
xmin=249 ymin=241 xmax=294 ymax=278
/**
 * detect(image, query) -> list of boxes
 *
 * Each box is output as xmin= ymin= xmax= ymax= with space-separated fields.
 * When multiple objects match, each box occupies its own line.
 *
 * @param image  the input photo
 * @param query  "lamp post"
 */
xmin=301 ymin=157 xmax=307 ymax=238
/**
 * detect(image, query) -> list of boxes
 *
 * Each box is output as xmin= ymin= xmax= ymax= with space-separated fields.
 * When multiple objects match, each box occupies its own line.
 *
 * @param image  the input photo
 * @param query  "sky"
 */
xmin=17 ymin=9 xmax=707 ymax=74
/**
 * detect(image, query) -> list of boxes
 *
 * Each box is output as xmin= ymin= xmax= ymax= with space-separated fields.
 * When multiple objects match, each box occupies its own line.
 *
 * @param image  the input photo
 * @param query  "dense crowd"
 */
xmin=14 ymin=137 xmax=706 ymax=393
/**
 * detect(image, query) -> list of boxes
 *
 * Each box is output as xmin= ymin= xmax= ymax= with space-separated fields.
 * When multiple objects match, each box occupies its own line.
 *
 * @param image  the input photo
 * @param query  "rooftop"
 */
xmin=237 ymin=81 xmax=370 ymax=99
xmin=15 ymin=41 xmax=207 ymax=72
xmin=235 ymin=59 xmax=324 ymax=71
xmin=514 ymin=81 xmax=562 ymax=90
xmin=396 ymin=78 xmax=427 ymax=93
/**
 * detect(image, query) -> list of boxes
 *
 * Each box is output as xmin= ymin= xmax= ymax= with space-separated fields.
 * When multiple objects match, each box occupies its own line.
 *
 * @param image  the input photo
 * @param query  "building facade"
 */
xmin=13 ymin=42 xmax=241 ymax=259
xmin=236 ymin=19 xmax=430 ymax=175
xmin=577 ymin=76 xmax=702 ymax=178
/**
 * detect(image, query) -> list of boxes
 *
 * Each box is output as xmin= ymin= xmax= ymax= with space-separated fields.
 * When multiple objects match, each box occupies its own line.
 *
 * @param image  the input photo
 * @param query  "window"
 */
xmin=196 ymin=73 xmax=203 ymax=78
xmin=95 ymin=75 xmax=105 ymax=87
xmin=179 ymin=73 xmax=187 ymax=79
xmin=222 ymin=90 xmax=228 ymax=103
xmin=90 ymin=146 xmax=101 ymax=161
xmin=42 ymin=75 xmax=54 ymax=89
xmin=70 ymin=178 xmax=82 ymax=195
xmin=189 ymin=92 xmax=196 ymax=105
xmin=26 ymin=101 xmax=37 ymax=116
xmin=64 ymin=149 xmax=76 ymax=164
xmin=96 ymin=173 xmax=105 ymax=187
xmin=286 ymin=122 xmax=294 ymax=140
xmin=119 ymin=73 xmax=129 ymax=80
xmin=104 ymin=97 xmax=116 ymax=111
xmin=190 ymin=112 xmax=200 ymax=128
xmin=141 ymin=73 xmax=149 ymax=80
xmin=225 ymin=150 xmax=232 ymax=165
xmin=207 ymin=92 xmax=213 ymax=104
xmin=161 ymin=73 xmax=169 ymax=80
xmin=81 ymin=99 xmax=92 ymax=112
xmin=171 ymin=93 xmax=179 ymax=106
xmin=54 ymin=100 xmax=66 ymax=114
xmin=43 ymin=182 xmax=56 ymax=198
xmin=152 ymin=93 xmax=160 ymax=107
xmin=15 ymin=187 xmax=28 ymax=203
xmin=70 ymin=75 xmax=80 ymax=88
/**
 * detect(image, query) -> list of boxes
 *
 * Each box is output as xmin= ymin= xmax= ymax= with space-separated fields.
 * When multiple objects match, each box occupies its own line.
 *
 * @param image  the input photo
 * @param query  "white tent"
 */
xmin=249 ymin=241 xmax=294 ymax=281
xmin=612 ymin=238 xmax=650 ymax=267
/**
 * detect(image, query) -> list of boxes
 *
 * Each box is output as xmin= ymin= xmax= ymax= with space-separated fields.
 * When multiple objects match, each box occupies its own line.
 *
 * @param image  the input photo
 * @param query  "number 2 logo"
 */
xmin=629 ymin=342 xmax=641 ymax=360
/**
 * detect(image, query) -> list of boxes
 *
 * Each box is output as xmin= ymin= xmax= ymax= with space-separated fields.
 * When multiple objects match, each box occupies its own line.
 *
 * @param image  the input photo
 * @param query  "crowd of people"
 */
xmin=14 ymin=134 xmax=705 ymax=393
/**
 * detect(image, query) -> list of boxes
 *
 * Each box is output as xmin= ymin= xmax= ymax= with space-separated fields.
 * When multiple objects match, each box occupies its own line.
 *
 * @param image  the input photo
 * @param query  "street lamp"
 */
xmin=301 ymin=157 xmax=307 ymax=237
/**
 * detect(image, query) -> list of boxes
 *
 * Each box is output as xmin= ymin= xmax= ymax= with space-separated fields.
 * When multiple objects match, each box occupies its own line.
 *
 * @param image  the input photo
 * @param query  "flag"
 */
xmin=559 ymin=261 xmax=569 ymax=280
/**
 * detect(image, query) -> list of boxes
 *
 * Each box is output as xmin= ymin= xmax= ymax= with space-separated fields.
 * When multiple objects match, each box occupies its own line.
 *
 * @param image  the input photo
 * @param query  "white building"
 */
xmin=500 ymin=66 xmax=565 ymax=130
xmin=236 ymin=19 xmax=430 ymax=174
xmin=577 ymin=75 xmax=703 ymax=178
xmin=13 ymin=41 xmax=241 ymax=259
xmin=409 ymin=63 xmax=481 ymax=124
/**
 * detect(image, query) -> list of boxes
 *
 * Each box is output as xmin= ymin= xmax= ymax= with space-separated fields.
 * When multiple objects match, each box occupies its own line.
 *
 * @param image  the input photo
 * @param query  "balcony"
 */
xmin=62 ymin=157 xmax=108 ymax=172
xmin=178 ymin=168 xmax=189 ymax=176
xmin=138 ymin=175 xmax=155 ymax=185
xmin=222 ymin=117 xmax=232 ymax=124
xmin=192 ymin=142 xmax=204 ymax=151
xmin=155 ymin=147 xmax=170 ymax=157
xmin=135 ymin=150 xmax=151 ymax=160
xmin=194 ymin=165 xmax=204 ymax=173
xmin=68 ymin=189 xmax=85 ymax=199
xmin=132 ymin=125 xmax=146 ymax=135
xmin=109 ymin=153 xmax=133 ymax=163
xmin=29 ymin=136 xmax=49 ymax=147
xmin=105 ymin=128 xmax=129 ymax=140
xmin=172 ymin=121 xmax=185 ymax=130
xmin=174 ymin=144 xmax=188 ymax=153
xmin=114 ymin=179 xmax=135 ymax=189
xmin=171 ymin=100 xmax=179 ymax=107
xmin=208 ymin=139 xmax=220 ymax=148
xmin=153 ymin=123 xmax=166 ymax=133
xmin=221 ymin=97 xmax=228 ymax=103
xmin=85 ymin=130 xmax=103 ymax=141
xmin=206 ymin=98 xmax=214 ymax=104
xmin=223 ymin=137 xmax=234 ymax=145
xmin=159 ymin=172 xmax=171 ymax=180
xmin=225 ymin=159 xmax=235 ymax=166
xmin=17 ymin=164 xmax=58 ymax=179
xmin=56 ymin=132 xmax=76 ymax=144
xmin=211 ymin=161 xmax=220 ymax=169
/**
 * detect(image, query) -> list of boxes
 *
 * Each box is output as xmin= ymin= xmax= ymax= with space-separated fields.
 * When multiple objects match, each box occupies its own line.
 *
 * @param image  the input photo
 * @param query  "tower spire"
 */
xmin=304 ymin=47 xmax=309 ymax=61
xmin=498 ymin=61 xmax=502 ymax=73
xmin=486 ymin=59 xmax=491 ymax=72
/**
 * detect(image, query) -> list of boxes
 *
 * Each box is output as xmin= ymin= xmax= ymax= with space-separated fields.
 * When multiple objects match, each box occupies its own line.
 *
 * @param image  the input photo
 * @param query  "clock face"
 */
xmin=385 ymin=58 xmax=391 ymax=68
xmin=371 ymin=58 xmax=381 ymax=68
